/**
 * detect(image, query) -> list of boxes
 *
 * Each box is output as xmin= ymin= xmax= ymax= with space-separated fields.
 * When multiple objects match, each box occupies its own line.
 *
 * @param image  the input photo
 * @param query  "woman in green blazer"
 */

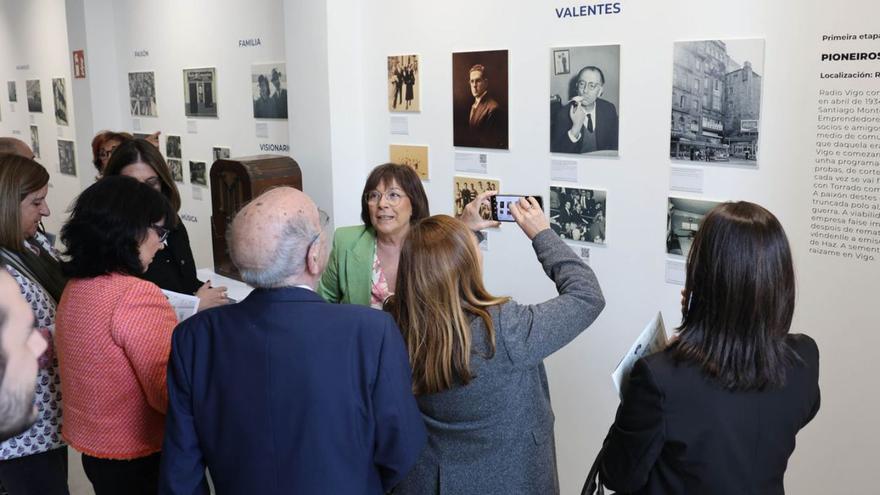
xmin=319 ymin=163 xmax=497 ymax=307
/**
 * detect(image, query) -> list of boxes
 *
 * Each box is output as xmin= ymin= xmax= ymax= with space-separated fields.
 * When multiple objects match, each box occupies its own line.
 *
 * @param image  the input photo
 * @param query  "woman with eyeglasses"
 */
xmin=103 ymin=138 xmax=228 ymax=310
xmin=319 ymin=163 xmax=496 ymax=308
xmin=55 ymin=176 xmax=178 ymax=494
xmin=0 ymin=154 xmax=68 ymax=495
xmin=90 ymin=130 xmax=132 ymax=179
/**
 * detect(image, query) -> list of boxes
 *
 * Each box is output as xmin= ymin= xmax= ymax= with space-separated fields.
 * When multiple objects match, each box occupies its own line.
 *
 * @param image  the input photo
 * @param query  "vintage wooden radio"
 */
xmin=210 ymin=155 xmax=302 ymax=280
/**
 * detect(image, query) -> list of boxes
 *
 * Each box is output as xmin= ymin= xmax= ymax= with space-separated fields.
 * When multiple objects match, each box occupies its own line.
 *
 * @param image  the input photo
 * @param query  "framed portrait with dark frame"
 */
xmin=553 ymin=49 xmax=570 ymax=75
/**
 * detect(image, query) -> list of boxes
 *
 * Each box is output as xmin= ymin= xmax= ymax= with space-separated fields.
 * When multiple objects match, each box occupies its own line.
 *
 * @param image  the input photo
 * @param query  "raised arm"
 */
xmin=498 ymin=197 xmax=605 ymax=366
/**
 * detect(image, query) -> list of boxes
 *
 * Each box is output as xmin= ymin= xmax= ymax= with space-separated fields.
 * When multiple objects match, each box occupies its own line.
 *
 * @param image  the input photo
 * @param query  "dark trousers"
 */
xmin=0 ymin=447 xmax=69 ymax=495
xmin=81 ymin=452 xmax=160 ymax=495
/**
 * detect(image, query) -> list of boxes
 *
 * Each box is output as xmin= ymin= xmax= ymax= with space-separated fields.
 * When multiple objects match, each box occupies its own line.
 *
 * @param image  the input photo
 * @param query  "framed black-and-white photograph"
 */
xmin=252 ymin=63 xmax=287 ymax=119
xmin=212 ymin=147 xmax=230 ymax=162
xmin=30 ymin=125 xmax=40 ymax=159
xmin=129 ymin=71 xmax=157 ymax=117
xmin=168 ymin=158 xmax=183 ymax=183
xmin=58 ymin=139 xmax=76 ymax=176
xmin=553 ymin=49 xmax=570 ymax=75
xmin=388 ymin=54 xmax=420 ymax=112
xmin=550 ymin=44 xmax=620 ymax=156
xmin=452 ymin=50 xmax=508 ymax=150
xmin=453 ymin=176 xmax=499 ymax=219
xmin=26 ymin=79 xmax=42 ymax=113
xmin=52 ymin=78 xmax=68 ymax=126
xmin=666 ymin=197 xmax=722 ymax=258
xmin=189 ymin=160 xmax=207 ymax=186
xmin=7 ymin=81 xmax=16 ymax=102
xmin=550 ymin=186 xmax=607 ymax=244
xmin=166 ymin=135 xmax=181 ymax=159
xmin=670 ymin=39 xmax=764 ymax=167
xmin=133 ymin=133 xmax=151 ymax=141
xmin=183 ymin=68 xmax=217 ymax=117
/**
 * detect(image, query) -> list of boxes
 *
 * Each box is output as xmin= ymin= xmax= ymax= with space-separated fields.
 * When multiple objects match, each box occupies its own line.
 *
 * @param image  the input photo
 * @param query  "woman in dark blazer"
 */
xmin=600 ymin=201 xmax=820 ymax=495
xmin=386 ymin=198 xmax=605 ymax=494
xmin=103 ymin=139 xmax=228 ymax=310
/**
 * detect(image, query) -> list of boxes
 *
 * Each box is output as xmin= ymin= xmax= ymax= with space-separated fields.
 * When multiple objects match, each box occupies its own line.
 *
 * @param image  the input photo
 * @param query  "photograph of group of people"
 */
xmin=128 ymin=71 xmax=158 ymax=117
xmin=252 ymin=63 xmax=288 ymax=119
xmin=387 ymin=54 xmax=419 ymax=111
xmin=453 ymin=176 xmax=498 ymax=219
xmin=549 ymin=186 xmax=607 ymax=244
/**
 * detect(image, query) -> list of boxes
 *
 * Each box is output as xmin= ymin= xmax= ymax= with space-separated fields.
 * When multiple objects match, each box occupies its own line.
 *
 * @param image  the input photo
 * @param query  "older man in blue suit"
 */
xmin=159 ymin=187 xmax=426 ymax=494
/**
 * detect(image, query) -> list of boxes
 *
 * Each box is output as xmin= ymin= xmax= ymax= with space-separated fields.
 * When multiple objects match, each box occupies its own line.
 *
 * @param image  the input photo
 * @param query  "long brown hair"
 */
xmin=103 ymin=138 xmax=181 ymax=214
xmin=671 ymin=201 xmax=796 ymax=390
xmin=385 ymin=215 xmax=509 ymax=395
xmin=0 ymin=154 xmax=50 ymax=253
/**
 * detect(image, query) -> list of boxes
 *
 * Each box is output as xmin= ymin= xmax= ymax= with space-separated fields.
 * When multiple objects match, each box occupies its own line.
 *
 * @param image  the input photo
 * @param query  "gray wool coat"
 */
xmin=393 ymin=229 xmax=606 ymax=495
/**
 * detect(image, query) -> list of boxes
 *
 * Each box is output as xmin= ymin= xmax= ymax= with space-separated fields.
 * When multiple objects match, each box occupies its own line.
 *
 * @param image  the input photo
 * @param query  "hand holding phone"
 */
xmin=507 ymin=196 xmax=550 ymax=240
xmin=491 ymin=194 xmax=544 ymax=222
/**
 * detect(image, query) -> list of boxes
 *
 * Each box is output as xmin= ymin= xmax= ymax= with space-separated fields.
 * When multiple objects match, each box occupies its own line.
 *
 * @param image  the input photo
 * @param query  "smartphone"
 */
xmin=490 ymin=195 xmax=544 ymax=222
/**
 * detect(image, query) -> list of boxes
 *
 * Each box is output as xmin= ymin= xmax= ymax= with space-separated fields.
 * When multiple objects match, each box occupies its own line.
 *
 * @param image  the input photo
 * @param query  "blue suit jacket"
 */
xmin=158 ymin=287 xmax=426 ymax=494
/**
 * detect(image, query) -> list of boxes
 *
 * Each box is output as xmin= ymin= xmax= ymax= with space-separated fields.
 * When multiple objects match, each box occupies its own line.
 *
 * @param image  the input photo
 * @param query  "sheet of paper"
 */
xmin=187 ymin=120 xmax=198 ymax=134
xmin=568 ymin=243 xmax=590 ymax=265
xmin=612 ymin=311 xmax=667 ymax=398
xmin=161 ymin=289 xmax=200 ymax=323
xmin=665 ymin=258 xmax=686 ymax=285
xmin=132 ymin=118 xmax=141 ymax=131
xmin=454 ymin=152 xmax=487 ymax=173
xmin=255 ymin=122 xmax=269 ymax=138
xmin=551 ymin=159 xmax=578 ymax=182
xmin=669 ymin=166 xmax=704 ymax=193
xmin=390 ymin=116 xmax=409 ymax=135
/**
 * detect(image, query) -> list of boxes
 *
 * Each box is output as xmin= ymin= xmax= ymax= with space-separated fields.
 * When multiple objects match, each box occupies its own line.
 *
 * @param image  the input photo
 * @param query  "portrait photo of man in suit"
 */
xmin=550 ymin=45 xmax=620 ymax=156
xmin=453 ymin=50 xmax=508 ymax=149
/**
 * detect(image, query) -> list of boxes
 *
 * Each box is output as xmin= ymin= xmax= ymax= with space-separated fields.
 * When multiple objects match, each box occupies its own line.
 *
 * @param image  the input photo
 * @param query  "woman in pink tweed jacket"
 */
xmin=55 ymin=176 xmax=177 ymax=495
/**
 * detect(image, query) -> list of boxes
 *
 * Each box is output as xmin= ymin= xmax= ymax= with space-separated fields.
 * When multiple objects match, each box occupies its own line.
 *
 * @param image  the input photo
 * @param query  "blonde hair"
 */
xmin=386 ymin=215 xmax=509 ymax=395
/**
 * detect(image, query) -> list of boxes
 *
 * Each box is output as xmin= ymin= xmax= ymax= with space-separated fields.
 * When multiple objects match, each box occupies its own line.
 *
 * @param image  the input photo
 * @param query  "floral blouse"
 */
xmin=369 ymin=245 xmax=392 ymax=310
xmin=0 ymin=232 xmax=65 ymax=460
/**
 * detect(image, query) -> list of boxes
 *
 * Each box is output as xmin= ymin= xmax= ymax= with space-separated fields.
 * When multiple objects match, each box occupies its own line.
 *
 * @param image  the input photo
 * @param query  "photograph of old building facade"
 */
xmin=670 ymin=39 xmax=764 ymax=166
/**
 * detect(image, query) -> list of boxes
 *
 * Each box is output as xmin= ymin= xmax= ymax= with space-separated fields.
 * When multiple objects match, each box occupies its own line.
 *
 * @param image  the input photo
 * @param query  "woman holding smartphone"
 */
xmin=386 ymin=197 xmax=605 ymax=494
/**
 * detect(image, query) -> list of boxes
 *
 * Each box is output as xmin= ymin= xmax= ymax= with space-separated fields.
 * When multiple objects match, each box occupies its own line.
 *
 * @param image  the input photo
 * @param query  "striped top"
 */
xmin=55 ymin=273 xmax=176 ymax=459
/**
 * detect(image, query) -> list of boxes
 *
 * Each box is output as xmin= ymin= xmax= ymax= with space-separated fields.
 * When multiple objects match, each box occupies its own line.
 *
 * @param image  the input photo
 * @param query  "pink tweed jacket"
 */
xmin=55 ymin=273 xmax=177 ymax=459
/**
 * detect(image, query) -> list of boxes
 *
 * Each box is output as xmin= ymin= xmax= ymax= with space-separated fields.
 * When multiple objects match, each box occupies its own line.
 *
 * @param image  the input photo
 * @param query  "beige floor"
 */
xmin=68 ymin=449 xmax=94 ymax=495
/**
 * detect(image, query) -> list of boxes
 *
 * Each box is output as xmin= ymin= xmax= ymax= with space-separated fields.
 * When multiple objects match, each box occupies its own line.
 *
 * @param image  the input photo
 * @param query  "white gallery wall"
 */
xmin=1 ymin=1 xmax=879 ymax=494
xmin=0 ymin=0 xmax=80 ymax=237
xmin=357 ymin=1 xmax=879 ymax=493
xmin=109 ymin=0 xmax=289 ymax=269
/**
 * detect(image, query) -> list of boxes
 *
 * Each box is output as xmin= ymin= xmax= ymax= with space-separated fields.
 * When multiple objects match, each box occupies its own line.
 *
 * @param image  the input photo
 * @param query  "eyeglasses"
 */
xmin=98 ymin=146 xmax=119 ymax=159
xmin=309 ymin=209 xmax=331 ymax=247
xmin=576 ymin=81 xmax=602 ymax=91
xmin=150 ymin=224 xmax=170 ymax=243
xmin=364 ymin=190 xmax=407 ymax=206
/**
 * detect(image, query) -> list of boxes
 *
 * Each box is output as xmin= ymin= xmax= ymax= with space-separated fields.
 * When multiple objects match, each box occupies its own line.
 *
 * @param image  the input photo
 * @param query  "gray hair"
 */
xmin=229 ymin=213 xmax=320 ymax=289
xmin=0 ymin=138 xmax=22 ymax=155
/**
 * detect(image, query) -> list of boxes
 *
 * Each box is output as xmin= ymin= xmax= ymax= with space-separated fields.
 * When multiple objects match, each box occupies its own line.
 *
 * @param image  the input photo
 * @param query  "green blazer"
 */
xmin=318 ymin=225 xmax=376 ymax=306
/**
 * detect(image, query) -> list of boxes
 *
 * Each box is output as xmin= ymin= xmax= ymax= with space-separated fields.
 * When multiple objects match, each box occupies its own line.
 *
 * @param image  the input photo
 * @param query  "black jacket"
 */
xmin=600 ymin=334 xmax=820 ymax=495
xmin=142 ymin=220 xmax=202 ymax=295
